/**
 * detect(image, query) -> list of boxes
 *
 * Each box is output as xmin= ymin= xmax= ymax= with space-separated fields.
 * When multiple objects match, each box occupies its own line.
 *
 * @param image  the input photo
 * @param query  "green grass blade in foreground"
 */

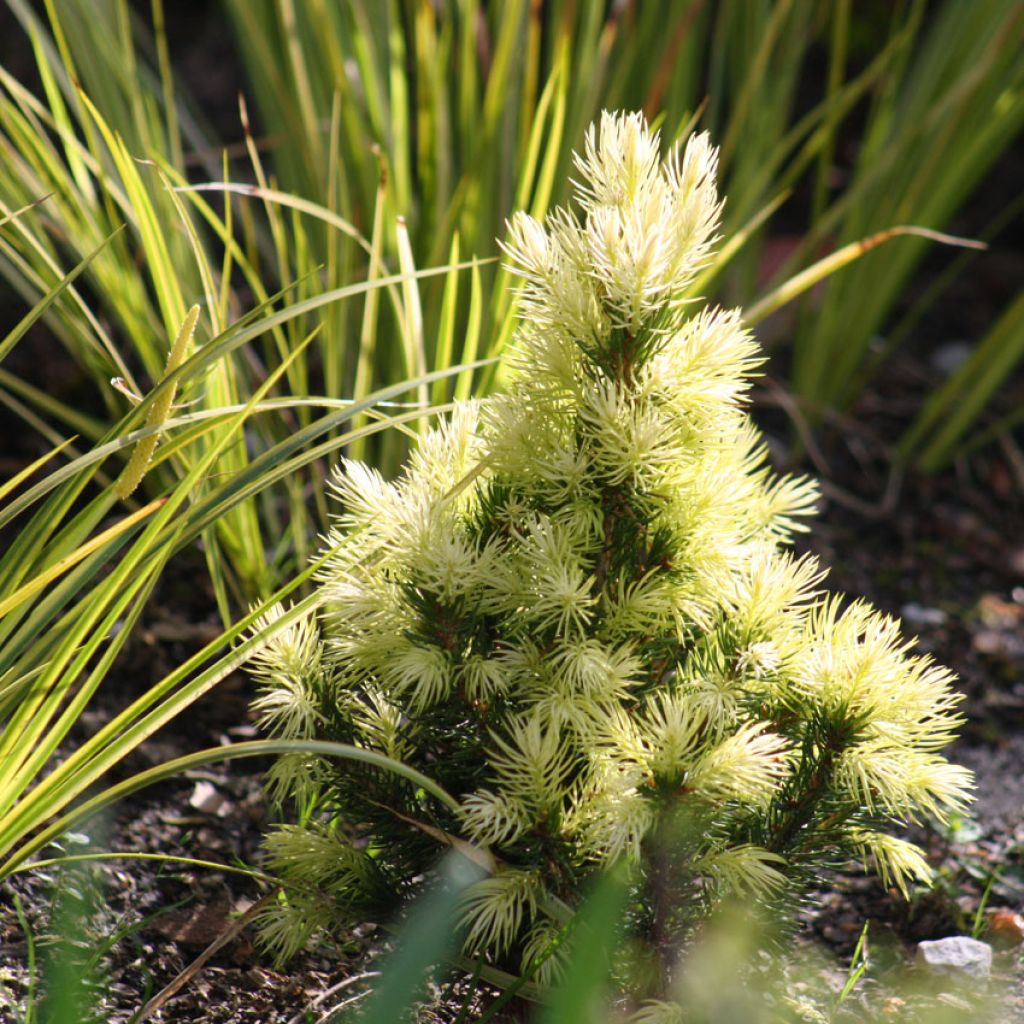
xmin=536 ymin=864 xmax=630 ymax=1024
xmin=357 ymin=850 xmax=488 ymax=1024
xmin=36 ymin=857 xmax=101 ymax=1024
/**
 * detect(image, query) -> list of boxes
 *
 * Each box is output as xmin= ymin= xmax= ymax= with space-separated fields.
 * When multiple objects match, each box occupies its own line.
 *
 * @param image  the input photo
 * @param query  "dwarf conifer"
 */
xmin=250 ymin=112 xmax=972 ymax=999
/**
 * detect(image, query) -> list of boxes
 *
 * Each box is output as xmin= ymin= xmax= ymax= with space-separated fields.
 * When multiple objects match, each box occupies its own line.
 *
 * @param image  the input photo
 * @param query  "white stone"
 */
xmin=915 ymin=937 xmax=993 ymax=979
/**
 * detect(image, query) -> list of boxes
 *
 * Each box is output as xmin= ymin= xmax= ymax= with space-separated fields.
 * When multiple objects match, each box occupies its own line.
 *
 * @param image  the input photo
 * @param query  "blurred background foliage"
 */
xmin=1 ymin=1 xmax=1021 ymax=535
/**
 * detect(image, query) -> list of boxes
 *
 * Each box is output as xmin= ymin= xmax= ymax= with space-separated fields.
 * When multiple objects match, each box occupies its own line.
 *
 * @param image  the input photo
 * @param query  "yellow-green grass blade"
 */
xmin=431 ymin=232 xmax=461 ymax=407
xmin=96 ymin=391 xmax=474 ymax=603
xmin=0 ymin=469 xmax=107 ymax=607
xmin=472 ymin=31 xmax=568 ymax=398
xmin=0 ymin=663 xmax=59 ymax=722
xmin=350 ymin=156 xmax=389 ymax=463
xmin=19 ymin=0 xmax=106 ymax=200
xmin=860 ymin=192 xmax=1024 ymax=400
xmin=76 ymin=90 xmax=189 ymax=338
xmin=0 ymin=99 xmax=131 ymax=377
xmin=176 ymin=182 xmax=377 ymax=260
xmin=744 ymin=226 xmax=986 ymax=327
xmin=113 ymin=305 xmax=200 ymax=500
xmin=41 ymin=390 xmax=466 ymax=557
xmin=176 ymin=179 xmax=389 ymax=433
xmin=0 ymin=437 xmax=75 ymax=505
xmin=0 ymin=738 xmax=460 ymax=880
xmin=0 ymin=71 xmax=168 ymax=382
xmin=176 ymin=186 xmax=495 ymax=382
xmin=159 ymin=179 xmax=276 ymax=601
xmin=183 ymin=263 xmax=492 ymax=398
xmin=0 ymin=539 xmax=125 ymax=685
xmin=0 ymin=497 xmax=164 ymax=620
xmin=17 ymin=852 xmax=279 ymax=890
xmin=0 ymin=419 xmax=177 ymax=533
xmin=454 ymin=261 xmax=484 ymax=403
xmin=396 ymin=215 xmax=429 ymax=438
xmin=0 ymin=497 xmax=121 ymax=672
xmin=176 ymin=400 xmax=456 ymax=550
xmin=196 ymin=331 xmax=324 ymax=610
xmin=385 ymin=0 xmax=413 ymax=215
xmin=519 ymin=37 xmax=569 ymax=224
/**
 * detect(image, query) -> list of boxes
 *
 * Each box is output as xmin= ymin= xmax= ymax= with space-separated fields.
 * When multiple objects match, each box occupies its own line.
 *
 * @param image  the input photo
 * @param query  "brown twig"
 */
xmin=134 ymin=889 xmax=279 ymax=1023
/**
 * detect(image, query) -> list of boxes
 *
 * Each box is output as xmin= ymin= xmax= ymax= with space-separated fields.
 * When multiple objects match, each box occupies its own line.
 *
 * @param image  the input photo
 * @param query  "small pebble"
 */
xmin=189 ymin=780 xmax=230 ymax=816
xmin=930 ymin=340 xmax=972 ymax=376
xmin=900 ymin=602 xmax=947 ymax=626
xmin=915 ymin=936 xmax=992 ymax=979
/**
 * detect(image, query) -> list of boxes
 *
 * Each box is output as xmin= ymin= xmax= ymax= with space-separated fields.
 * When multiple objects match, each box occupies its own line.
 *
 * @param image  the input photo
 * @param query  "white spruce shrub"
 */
xmin=250 ymin=111 xmax=972 ymax=991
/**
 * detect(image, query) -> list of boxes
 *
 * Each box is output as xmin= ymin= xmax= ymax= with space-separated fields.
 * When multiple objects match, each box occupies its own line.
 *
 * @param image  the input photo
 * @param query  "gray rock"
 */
xmin=915 ymin=936 xmax=993 ymax=979
xmin=930 ymin=340 xmax=972 ymax=376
